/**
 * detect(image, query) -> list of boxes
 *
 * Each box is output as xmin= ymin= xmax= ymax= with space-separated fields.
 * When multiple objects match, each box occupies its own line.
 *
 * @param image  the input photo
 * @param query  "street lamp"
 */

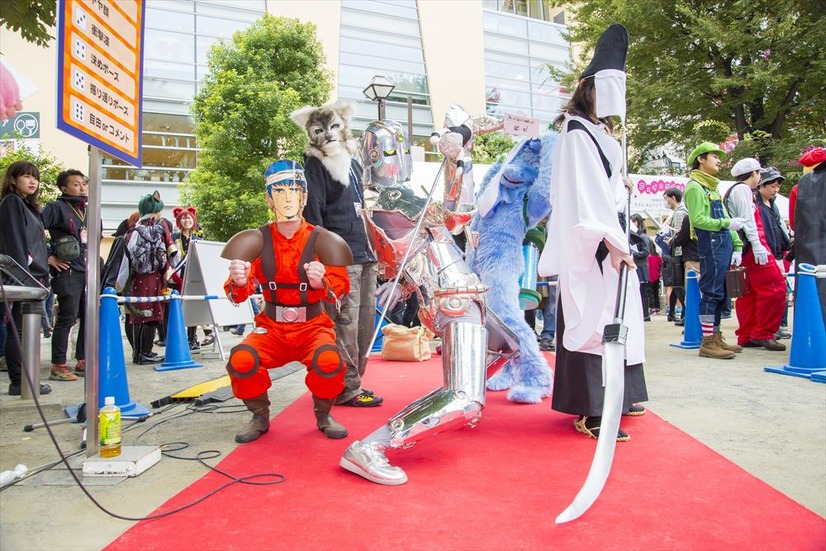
xmin=363 ymin=75 xmax=395 ymax=120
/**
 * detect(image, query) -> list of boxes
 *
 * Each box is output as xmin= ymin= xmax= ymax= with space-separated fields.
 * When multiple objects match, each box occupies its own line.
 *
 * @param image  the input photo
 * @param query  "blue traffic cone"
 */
xmin=372 ymin=306 xmax=391 ymax=354
xmin=157 ymin=291 xmax=203 ymax=372
xmin=765 ymin=264 xmax=826 ymax=382
xmin=671 ymin=269 xmax=702 ymax=349
xmin=99 ymin=287 xmax=150 ymax=419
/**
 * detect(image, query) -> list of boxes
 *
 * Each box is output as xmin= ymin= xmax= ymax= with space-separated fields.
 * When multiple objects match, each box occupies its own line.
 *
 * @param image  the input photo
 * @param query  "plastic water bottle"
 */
xmin=0 ymin=464 xmax=28 ymax=487
xmin=99 ymin=396 xmax=122 ymax=458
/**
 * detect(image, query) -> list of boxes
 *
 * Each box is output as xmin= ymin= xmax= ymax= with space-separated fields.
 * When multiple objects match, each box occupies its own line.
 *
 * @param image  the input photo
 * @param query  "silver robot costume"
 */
xmin=339 ymin=108 xmax=518 ymax=486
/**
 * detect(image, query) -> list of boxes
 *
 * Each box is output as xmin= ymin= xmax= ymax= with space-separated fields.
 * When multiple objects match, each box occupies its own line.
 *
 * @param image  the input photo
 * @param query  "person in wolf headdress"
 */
xmin=290 ymin=101 xmax=383 ymax=408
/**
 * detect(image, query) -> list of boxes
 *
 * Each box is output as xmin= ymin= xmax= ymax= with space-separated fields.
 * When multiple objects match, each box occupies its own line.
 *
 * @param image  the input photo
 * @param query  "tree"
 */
xmin=472 ymin=132 xmax=518 ymax=164
xmin=0 ymin=144 xmax=64 ymax=204
xmin=0 ymin=0 xmax=57 ymax=47
xmin=551 ymin=0 xmax=826 ymax=179
xmin=185 ymin=15 xmax=332 ymax=241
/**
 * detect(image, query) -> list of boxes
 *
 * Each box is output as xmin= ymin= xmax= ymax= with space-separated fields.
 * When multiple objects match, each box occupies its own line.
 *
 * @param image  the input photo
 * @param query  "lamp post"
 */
xmin=363 ymin=75 xmax=395 ymax=120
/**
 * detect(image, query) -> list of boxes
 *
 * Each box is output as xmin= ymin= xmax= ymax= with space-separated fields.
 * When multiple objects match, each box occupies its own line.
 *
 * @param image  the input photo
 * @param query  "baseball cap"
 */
xmin=730 ymin=158 xmax=761 ymax=177
xmin=688 ymin=142 xmax=726 ymax=167
xmin=759 ymin=167 xmax=785 ymax=186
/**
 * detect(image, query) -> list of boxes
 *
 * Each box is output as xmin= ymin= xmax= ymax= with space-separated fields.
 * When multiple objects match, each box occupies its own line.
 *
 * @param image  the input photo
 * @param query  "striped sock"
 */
xmin=701 ymin=322 xmax=714 ymax=337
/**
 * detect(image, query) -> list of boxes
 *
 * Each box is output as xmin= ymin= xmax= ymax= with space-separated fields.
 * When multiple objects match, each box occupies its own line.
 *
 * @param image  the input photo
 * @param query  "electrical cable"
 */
xmin=0 ymin=279 xmax=287 ymax=520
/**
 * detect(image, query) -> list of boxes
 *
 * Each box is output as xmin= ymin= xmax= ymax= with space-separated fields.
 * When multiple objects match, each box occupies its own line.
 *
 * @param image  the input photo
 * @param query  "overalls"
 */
xmin=695 ymin=188 xmax=732 ymax=326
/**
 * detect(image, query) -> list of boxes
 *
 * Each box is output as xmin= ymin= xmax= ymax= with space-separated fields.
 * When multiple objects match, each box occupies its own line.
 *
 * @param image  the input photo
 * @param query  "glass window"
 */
xmin=143 ymin=78 xmax=196 ymax=100
xmin=486 ymin=59 xmax=530 ymax=82
xmin=196 ymin=15 xmax=249 ymax=39
xmin=528 ymin=20 xmax=566 ymax=45
xmin=143 ymin=113 xmax=195 ymax=135
xmin=340 ymin=27 xmax=422 ymax=50
xmin=340 ymin=38 xmax=423 ymax=63
xmin=144 ymin=29 xmax=195 ymax=64
xmin=484 ymin=12 xmax=528 ymax=38
xmin=196 ymin=36 xmax=219 ymax=65
xmin=340 ymin=52 xmax=425 ymax=77
xmin=145 ymin=6 xmax=194 ymax=33
xmin=195 ymin=1 xmax=265 ymax=20
xmin=145 ymin=59 xmax=196 ymax=81
xmin=340 ymin=10 xmax=420 ymax=35
xmin=485 ymin=33 xmax=529 ymax=55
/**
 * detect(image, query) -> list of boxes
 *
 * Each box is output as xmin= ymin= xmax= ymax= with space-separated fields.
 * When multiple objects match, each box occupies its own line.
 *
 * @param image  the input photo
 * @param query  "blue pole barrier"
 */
xmin=671 ymin=269 xmax=702 ymax=349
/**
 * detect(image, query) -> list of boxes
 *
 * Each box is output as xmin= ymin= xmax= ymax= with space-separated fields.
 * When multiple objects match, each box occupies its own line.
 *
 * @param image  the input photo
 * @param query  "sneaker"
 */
xmin=0 ymin=357 xmax=7 ymax=372
xmin=73 ymin=359 xmax=86 ymax=377
xmin=200 ymin=335 xmax=215 ymax=346
xmin=9 ymin=383 xmax=52 ymax=396
xmin=230 ymin=327 xmax=245 ymax=336
xmin=339 ymin=440 xmax=408 ymax=485
xmin=624 ymin=403 xmax=646 ymax=416
xmin=42 ymin=328 xmax=52 ymax=339
xmin=574 ymin=416 xmax=630 ymax=442
xmin=538 ymin=337 xmax=555 ymax=352
xmin=775 ymin=328 xmax=792 ymax=340
xmin=49 ymin=364 xmax=78 ymax=381
xmin=189 ymin=341 xmax=201 ymax=351
xmin=674 ymin=319 xmax=685 ymax=327
xmin=155 ymin=339 xmax=166 ymax=347
xmin=337 ymin=392 xmax=383 ymax=407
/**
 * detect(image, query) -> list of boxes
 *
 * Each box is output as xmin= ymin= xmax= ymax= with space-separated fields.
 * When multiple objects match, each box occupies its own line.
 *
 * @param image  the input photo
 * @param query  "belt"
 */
xmin=264 ymin=301 xmax=324 ymax=323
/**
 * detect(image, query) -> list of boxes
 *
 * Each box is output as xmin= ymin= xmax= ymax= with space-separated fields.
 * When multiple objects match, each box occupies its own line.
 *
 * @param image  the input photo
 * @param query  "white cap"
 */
xmin=104 ymin=396 xmax=115 ymax=405
xmin=731 ymin=157 xmax=761 ymax=177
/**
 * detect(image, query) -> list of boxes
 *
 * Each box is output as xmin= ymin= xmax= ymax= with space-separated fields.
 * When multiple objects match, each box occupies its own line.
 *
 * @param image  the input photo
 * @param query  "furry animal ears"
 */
xmin=289 ymin=100 xmax=355 ymax=130
xmin=172 ymin=206 xmax=197 ymax=228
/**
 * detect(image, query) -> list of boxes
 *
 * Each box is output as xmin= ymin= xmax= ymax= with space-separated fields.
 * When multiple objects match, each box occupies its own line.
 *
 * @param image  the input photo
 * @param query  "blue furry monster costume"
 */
xmin=469 ymin=133 xmax=557 ymax=403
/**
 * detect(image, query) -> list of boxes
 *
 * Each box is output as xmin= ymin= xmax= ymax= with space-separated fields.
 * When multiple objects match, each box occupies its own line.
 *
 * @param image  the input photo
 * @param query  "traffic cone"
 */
xmin=157 ymin=291 xmax=203 ymax=372
xmin=98 ymin=287 xmax=150 ymax=419
xmin=372 ymin=305 xmax=391 ymax=354
xmin=765 ymin=264 xmax=826 ymax=382
xmin=671 ymin=269 xmax=702 ymax=349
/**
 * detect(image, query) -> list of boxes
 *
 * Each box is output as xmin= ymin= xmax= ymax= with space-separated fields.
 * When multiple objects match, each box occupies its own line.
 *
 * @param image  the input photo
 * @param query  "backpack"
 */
xmin=127 ymin=223 xmax=168 ymax=275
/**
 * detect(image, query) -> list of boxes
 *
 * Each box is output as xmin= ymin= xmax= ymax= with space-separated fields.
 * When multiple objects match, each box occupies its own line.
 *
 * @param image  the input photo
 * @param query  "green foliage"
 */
xmin=0 ymin=145 xmax=65 ymax=203
xmin=550 ymin=0 xmax=826 ymax=175
xmin=472 ymin=132 xmax=518 ymax=164
xmin=186 ymin=15 xmax=332 ymax=241
xmin=0 ymin=0 xmax=56 ymax=47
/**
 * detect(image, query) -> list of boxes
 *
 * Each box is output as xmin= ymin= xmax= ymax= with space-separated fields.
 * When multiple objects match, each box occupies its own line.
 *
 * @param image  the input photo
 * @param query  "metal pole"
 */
xmin=378 ymin=98 xmax=386 ymax=120
xmin=407 ymin=95 xmax=413 ymax=141
xmin=20 ymin=302 xmax=43 ymax=400
xmin=85 ymin=146 xmax=102 ymax=457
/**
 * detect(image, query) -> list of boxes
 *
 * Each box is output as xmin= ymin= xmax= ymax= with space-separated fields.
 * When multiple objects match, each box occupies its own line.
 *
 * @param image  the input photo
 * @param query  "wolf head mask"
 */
xmin=290 ymin=101 xmax=358 ymax=185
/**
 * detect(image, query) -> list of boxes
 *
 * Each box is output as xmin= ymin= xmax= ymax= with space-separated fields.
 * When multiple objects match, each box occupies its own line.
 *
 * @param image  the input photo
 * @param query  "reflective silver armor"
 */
xmin=340 ymin=109 xmax=518 ymax=485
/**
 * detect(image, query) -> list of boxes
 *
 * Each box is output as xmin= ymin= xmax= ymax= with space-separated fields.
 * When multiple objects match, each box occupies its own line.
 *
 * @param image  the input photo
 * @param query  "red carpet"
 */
xmin=109 ymin=355 xmax=825 ymax=551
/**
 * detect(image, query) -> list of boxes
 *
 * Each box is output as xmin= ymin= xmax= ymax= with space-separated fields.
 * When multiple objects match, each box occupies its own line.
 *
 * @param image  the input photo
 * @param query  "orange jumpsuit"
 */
xmin=223 ymin=221 xmax=350 ymax=400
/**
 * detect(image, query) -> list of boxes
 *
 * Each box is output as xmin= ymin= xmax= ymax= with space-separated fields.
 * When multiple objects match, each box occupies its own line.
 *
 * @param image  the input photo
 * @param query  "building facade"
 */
xmin=1 ymin=0 xmax=571 ymax=230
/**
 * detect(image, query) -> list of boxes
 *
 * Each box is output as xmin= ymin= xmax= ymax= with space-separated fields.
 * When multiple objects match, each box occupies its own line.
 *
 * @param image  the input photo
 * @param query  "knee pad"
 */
xmin=226 ymin=344 xmax=260 ymax=379
xmin=306 ymin=344 xmax=345 ymax=398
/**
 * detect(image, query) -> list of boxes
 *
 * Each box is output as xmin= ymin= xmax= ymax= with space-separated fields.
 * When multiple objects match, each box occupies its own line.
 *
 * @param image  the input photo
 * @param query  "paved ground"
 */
xmin=1 ymin=314 xmax=824 ymax=550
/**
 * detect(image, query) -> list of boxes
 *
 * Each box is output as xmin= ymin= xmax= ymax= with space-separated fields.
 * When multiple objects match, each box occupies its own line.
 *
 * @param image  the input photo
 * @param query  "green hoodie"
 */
xmin=684 ymin=169 xmax=743 ymax=251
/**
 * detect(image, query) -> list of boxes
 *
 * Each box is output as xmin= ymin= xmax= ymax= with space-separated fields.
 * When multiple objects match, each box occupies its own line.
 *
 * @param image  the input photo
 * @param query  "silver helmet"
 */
xmin=360 ymin=120 xmax=412 ymax=188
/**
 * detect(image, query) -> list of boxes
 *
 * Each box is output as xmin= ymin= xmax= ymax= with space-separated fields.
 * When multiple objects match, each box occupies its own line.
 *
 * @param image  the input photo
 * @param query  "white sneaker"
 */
xmin=339 ymin=440 xmax=408 ymax=486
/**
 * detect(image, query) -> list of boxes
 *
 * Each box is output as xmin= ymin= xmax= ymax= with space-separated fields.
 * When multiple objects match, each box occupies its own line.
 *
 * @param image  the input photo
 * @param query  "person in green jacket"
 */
xmin=684 ymin=142 xmax=746 ymax=359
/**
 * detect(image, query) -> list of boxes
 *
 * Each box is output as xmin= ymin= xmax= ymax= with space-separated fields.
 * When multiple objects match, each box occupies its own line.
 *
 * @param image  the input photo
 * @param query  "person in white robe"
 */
xmin=538 ymin=24 xmax=647 ymax=441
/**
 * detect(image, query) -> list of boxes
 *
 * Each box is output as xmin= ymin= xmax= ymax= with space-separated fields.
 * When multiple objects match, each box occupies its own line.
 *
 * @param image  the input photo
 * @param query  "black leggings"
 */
xmin=669 ymin=286 xmax=686 ymax=318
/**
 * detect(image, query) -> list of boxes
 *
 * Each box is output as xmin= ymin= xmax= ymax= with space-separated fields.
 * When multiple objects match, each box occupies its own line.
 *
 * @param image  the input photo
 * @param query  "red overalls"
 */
xmin=735 ymin=205 xmax=787 ymax=345
xmin=223 ymin=222 xmax=350 ymax=400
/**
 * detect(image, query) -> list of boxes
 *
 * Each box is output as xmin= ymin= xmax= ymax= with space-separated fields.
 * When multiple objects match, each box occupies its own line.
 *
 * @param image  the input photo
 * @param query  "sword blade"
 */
xmin=555 ymin=340 xmax=625 ymax=523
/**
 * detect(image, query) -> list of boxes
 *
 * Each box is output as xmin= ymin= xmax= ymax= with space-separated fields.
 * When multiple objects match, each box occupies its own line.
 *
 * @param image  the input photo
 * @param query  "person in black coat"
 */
xmin=0 ymin=161 xmax=52 ymax=395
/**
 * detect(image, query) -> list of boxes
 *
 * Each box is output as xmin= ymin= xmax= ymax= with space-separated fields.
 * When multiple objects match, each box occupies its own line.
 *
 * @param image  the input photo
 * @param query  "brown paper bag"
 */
xmin=381 ymin=324 xmax=433 ymax=362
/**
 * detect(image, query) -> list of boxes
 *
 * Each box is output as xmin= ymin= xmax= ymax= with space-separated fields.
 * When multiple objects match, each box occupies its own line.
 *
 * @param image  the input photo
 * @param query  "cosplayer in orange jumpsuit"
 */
xmin=221 ymin=160 xmax=354 ymax=443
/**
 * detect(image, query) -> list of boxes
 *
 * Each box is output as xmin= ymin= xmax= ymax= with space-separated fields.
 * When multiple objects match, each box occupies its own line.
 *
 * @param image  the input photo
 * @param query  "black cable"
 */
xmin=0 ymin=279 xmax=287 ymax=520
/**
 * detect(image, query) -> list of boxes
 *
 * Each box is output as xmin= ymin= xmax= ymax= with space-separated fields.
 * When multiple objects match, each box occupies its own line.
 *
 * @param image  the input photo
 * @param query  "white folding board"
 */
xmin=181 ymin=240 xmax=254 ymax=327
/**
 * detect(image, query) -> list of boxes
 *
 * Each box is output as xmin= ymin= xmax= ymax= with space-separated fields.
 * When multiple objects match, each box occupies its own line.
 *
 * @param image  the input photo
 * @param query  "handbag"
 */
xmin=381 ymin=324 xmax=433 ymax=362
xmin=53 ymin=234 xmax=80 ymax=261
xmin=725 ymin=267 xmax=749 ymax=298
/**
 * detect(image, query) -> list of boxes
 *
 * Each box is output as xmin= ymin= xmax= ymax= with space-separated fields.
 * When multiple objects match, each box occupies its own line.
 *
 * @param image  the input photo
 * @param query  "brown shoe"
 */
xmin=714 ymin=331 xmax=742 ymax=353
xmin=750 ymin=338 xmax=787 ymax=351
xmin=699 ymin=335 xmax=736 ymax=359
